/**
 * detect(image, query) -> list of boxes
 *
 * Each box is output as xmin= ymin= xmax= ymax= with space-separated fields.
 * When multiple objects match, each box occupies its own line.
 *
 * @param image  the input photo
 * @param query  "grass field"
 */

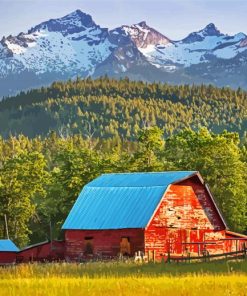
xmin=0 ymin=260 xmax=247 ymax=296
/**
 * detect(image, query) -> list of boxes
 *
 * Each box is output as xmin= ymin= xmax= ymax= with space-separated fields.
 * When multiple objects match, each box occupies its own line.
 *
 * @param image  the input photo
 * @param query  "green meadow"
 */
xmin=0 ymin=261 xmax=247 ymax=296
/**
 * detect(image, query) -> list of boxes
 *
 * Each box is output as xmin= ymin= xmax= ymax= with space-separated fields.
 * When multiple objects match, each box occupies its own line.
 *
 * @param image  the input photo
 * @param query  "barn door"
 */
xmin=120 ymin=237 xmax=130 ymax=255
xmin=184 ymin=229 xmax=202 ymax=255
xmin=84 ymin=237 xmax=94 ymax=255
xmin=167 ymin=229 xmax=182 ymax=255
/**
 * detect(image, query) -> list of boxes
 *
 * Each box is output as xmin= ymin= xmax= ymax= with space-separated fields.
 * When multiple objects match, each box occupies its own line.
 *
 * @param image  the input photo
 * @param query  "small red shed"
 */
xmin=17 ymin=240 xmax=65 ymax=263
xmin=0 ymin=239 xmax=19 ymax=265
xmin=62 ymin=171 xmax=247 ymax=261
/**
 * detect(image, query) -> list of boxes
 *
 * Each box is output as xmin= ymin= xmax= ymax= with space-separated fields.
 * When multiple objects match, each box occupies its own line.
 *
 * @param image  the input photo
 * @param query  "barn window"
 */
xmin=120 ymin=237 xmax=130 ymax=255
xmin=84 ymin=237 xmax=94 ymax=255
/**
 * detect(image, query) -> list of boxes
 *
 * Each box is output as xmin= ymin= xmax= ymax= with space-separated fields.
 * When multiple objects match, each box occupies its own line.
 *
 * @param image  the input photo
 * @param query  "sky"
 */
xmin=0 ymin=0 xmax=246 ymax=40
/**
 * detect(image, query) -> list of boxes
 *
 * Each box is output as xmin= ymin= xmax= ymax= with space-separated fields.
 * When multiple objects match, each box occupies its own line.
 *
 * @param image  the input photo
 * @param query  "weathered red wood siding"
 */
xmin=17 ymin=241 xmax=65 ymax=263
xmin=65 ymin=229 xmax=144 ymax=260
xmin=224 ymin=232 xmax=247 ymax=253
xmin=0 ymin=252 xmax=17 ymax=264
xmin=145 ymin=176 xmax=226 ymax=260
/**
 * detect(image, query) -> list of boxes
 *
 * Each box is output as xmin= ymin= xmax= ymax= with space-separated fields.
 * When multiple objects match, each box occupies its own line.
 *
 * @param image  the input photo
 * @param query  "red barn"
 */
xmin=0 ymin=239 xmax=19 ymax=265
xmin=62 ymin=171 xmax=247 ymax=261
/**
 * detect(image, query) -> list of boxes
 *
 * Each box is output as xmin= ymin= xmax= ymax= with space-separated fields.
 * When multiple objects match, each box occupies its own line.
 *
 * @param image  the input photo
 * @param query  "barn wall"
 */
xmin=0 ymin=252 xmax=17 ymax=264
xmin=65 ymin=229 xmax=144 ymax=260
xmin=17 ymin=241 xmax=65 ymax=263
xmin=145 ymin=176 xmax=226 ymax=260
xmin=224 ymin=232 xmax=247 ymax=253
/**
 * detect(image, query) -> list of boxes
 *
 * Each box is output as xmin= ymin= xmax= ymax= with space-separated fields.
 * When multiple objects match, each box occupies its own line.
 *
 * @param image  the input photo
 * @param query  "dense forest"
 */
xmin=0 ymin=77 xmax=247 ymax=139
xmin=0 ymin=77 xmax=246 ymax=247
xmin=0 ymin=127 xmax=246 ymax=247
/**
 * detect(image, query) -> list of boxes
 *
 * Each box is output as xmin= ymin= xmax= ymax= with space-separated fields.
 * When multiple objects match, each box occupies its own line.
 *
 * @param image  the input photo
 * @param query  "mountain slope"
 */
xmin=0 ymin=10 xmax=247 ymax=97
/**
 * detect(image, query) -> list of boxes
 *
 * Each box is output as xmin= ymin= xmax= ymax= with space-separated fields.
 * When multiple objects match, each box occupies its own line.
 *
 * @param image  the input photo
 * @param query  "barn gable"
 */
xmin=145 ymin=174 xmax=227 ymax=257
xmin=62 ymin=171 xmax=197 ymax=230
xmin=146 ymin=175 xmax=227 ymax=231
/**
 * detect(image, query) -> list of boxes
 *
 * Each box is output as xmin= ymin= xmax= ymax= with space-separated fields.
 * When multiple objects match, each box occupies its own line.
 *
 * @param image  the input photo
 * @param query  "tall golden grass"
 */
xmin=0 ymin=261 xmax=247 ymax=296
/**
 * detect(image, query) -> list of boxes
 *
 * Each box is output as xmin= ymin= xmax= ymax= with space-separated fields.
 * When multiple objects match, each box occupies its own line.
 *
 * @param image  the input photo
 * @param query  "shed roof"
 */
xmin=20 ymin=240 xmax=50 ymax=251
xmin=0 ymin=239 xmax=20 ymax=252
xmin=62 ymin=171 xmax=197 ymax=230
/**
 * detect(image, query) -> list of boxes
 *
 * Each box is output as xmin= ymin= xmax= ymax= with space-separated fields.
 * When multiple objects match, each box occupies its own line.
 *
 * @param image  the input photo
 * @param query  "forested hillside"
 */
xmin=0 ymin=77 xmax=247 ymax=139
xmin=0 ymin=127 xmax=246 ymax=247
xmin=0 ymin=78 xmax=247 ymax=247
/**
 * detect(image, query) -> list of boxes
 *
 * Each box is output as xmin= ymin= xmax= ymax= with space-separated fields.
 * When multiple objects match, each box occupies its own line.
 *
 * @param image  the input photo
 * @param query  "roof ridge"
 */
xmin=101 ymin=171 xmax=197 ymax=176
xmin=20 ymin=240 xmax=50 ymax=251
xmin=86 ymin=185 xmax=169 ymax=188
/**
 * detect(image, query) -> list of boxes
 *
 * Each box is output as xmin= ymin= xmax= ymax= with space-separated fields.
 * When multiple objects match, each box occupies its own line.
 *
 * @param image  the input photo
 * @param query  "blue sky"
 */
xmin=0 ymin=0 xmax=246 ymax=39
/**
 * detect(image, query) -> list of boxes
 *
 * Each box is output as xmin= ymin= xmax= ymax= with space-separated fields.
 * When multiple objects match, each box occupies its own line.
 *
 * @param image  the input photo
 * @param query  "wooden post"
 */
xmin=167 ymin=250 xmax=171 ymax=264
xmin=168 ymin=239 xmax=171 ymax=263
xmin=50 ymin=220 xmax=53 ymax=254
xmin=242 ymin=244 xmax=245 ymax=259
xmin=188 ymin=252 xmax=191 ymax=264
xmin=4 ymin=214 xmax=9 ymax=240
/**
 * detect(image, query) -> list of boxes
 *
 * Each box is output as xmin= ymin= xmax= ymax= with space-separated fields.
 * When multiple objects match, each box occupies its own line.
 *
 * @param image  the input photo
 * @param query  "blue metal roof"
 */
xmin=62 ymin=171 xmax=197 ymax=230
xmin=0 ymin=239 xmax=20 ymax=252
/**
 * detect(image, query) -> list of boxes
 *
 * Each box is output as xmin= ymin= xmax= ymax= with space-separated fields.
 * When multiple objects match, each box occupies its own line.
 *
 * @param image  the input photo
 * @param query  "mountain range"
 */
xmin=1 ymin=9 xmax=247 ymax=98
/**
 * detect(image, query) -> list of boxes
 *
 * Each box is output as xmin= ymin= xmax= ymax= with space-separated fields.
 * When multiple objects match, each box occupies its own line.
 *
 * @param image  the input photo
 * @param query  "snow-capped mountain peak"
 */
xmin=200 ymin=23 xmax=222 ymax=37
xmin=28 ymin=10 xmax=97 ymax=36
xmin=182 ymin=23 xmax=222 ymax=44
xmin=137 ymin=21 xmax=147 ymax=27
xmin=117 ymin=22 xmax=171 ymax=48
xmin=0 ymin=10 xmax=115 ymax=80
